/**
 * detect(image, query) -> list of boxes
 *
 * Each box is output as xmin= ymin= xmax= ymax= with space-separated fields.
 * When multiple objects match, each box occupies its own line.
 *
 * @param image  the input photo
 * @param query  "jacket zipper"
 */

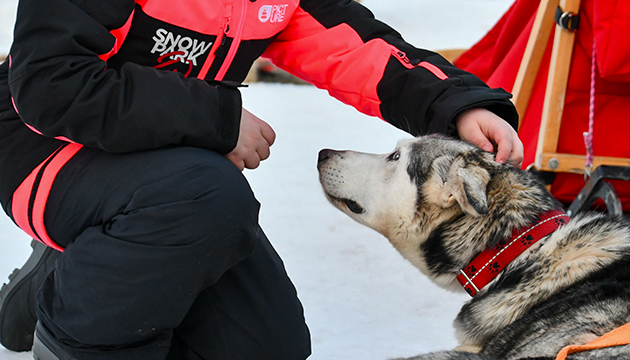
xmin=197 ymin=5 xmax=233 ymax=80
xmin=215 ymin=0 xmax=247 ymax=80
xmin=391 ymin=48 xmax=448 ymax=80
xmin=392 ymin=49 xmax=418 ymax=69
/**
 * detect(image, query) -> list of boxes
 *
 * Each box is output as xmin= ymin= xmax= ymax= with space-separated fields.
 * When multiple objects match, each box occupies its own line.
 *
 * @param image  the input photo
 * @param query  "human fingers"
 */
xmin=513 ymin=138 xmax=524 ymax=166
xmin=226 ymin=138 xmax=266 ymax=170
xmin=260 ymin=120 xmax=276 ymax=147
xmin=490 ymin=123 xmax=523 ymax=166
xmin=249 ymin=116 xmax=273 ymax=166
xmin=456 ymin=108 xmax=524 ymax=167
xmin=506 ymin=131 xmax=524 ymax=167
xmin=255 ymin=118 xmax=274 ymax=162
xmin=242 ymin=150 xmax=262 ymax=170
xmin=226 ymin=152 xmax=246 ymax=171
xmin=242 ymin=108 xmax=275 ymax=159
xmin=456 ymin=111 xmax=495 ymax=153
xmin=493 ymin=134 xmax=512 ymax=164
xmin=229 ymin=108 xmax=272 ymax=170
xmin=256 ymin=139 xmax=271 ymax=161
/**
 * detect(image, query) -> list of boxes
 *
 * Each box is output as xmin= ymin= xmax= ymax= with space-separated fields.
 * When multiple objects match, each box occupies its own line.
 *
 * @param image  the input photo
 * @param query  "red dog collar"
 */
xmin=457 ymin=210 xmax=570 ymax=296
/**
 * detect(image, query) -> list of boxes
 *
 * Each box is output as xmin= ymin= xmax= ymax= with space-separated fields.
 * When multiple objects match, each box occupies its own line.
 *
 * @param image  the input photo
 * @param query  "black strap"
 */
xmin=555 ymin=6 xmax=580 ymax=31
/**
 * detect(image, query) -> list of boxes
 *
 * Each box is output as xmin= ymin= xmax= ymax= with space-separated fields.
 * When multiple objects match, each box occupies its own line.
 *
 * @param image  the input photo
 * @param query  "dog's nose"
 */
xmin=318 ymin=149 xmax=334 ymax=163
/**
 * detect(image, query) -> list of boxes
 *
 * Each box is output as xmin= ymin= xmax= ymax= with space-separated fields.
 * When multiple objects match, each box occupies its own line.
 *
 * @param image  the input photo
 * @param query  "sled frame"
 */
xmin=512 ymin=0 xmax=630 ymax=174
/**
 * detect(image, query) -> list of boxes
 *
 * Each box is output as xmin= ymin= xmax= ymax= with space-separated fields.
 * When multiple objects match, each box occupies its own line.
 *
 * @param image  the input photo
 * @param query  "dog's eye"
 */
xmin=388 ymin=151 xmax=400 ymax=161
xmin=343 ymin=199 xmax=365 ymax=214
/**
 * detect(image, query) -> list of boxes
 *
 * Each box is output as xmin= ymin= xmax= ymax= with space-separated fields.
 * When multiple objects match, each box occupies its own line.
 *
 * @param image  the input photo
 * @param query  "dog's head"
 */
xmin=317 ymin=134 xmax=494 ymax=232
xmin=317 ymin=135 xmax=553 ymax=290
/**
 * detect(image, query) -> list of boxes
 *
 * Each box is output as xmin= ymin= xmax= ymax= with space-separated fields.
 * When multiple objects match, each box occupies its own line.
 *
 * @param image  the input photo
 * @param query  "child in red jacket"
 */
xmin=0 ymin=0 xmax=521 ymax=358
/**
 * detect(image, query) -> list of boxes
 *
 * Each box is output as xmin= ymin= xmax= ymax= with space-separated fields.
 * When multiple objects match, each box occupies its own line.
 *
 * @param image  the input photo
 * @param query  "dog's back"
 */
xmin=454 ymin=212 xmax=630 ymax=359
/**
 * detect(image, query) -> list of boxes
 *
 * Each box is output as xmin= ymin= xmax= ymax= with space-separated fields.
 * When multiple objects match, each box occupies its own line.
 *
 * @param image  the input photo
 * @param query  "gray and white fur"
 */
xmin=317 ymin=135 xmax=630 ymax=360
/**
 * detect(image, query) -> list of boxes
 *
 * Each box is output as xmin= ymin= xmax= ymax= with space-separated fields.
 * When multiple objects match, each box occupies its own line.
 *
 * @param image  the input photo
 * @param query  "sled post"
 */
xmin=535 ymin=0 xmax=580 ymax=172
xmin=512 ymin=0 xmax=559 ymax=128
xmin=532 ymin=0 xmax=630 ymax=174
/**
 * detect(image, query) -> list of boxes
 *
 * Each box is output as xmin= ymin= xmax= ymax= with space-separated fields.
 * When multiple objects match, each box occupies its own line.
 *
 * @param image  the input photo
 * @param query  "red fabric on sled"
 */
xmin=455 ymin=0 xmax=630 ymax=211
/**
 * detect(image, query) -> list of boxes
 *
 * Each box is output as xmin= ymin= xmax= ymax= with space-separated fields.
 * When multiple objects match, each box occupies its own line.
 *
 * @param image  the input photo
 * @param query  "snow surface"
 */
xmin=0 ymin=1 xmax=514 ymax=359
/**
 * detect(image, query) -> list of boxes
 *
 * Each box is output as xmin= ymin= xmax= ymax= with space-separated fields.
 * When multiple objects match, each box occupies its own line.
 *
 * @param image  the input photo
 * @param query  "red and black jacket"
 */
xmin=0 ymin=0 xmax=517 ymax=243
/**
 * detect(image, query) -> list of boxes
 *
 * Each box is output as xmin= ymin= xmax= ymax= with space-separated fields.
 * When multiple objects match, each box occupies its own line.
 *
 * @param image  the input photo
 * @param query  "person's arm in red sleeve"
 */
xmin=264 ymin=0 xmax=522 ymax=164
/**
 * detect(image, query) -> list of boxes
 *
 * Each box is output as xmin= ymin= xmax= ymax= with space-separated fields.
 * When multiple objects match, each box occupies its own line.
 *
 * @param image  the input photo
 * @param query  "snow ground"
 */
xmin=0 ymin=1 xmax=514 ymax=359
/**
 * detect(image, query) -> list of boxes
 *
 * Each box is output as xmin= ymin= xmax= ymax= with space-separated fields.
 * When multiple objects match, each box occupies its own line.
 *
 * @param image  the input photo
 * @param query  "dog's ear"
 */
xmin=439 ymin=157 xmax=490 ymax=216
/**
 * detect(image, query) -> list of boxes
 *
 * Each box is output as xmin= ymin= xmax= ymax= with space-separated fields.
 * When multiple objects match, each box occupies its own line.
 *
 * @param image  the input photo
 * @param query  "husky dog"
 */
xmin=317 ymin=135 xmax=630 ymax=360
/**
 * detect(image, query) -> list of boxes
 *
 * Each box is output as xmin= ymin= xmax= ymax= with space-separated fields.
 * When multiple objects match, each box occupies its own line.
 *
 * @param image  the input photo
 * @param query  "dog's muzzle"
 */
xmin=317 ymin=149 xmax=335 ymax=165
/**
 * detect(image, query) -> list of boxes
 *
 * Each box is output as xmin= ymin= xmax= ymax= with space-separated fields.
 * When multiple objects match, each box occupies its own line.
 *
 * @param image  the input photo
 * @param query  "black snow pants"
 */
xmin=33 ymin=146 xmax=311 ymax=359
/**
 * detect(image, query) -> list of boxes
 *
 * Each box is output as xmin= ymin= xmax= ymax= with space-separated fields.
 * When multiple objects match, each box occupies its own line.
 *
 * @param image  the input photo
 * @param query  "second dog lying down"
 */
xmin=317 ymin=135 xmax=630 ymax=360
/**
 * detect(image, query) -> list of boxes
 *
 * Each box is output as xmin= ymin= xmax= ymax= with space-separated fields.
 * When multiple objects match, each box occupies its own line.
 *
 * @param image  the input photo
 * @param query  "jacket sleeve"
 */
xmin=8 ymin=0 xmax=241 ymax=154
xmin=263 ymin=0 xmax=518 ymax=136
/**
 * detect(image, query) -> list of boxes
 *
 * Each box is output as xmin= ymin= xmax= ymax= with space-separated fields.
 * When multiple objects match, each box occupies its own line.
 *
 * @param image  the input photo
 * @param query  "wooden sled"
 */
xmin=511 ymin=0 xmax=630 ymax=216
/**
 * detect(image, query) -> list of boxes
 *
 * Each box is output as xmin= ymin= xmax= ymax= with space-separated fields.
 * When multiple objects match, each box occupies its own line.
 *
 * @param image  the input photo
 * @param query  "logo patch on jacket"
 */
xmin=151 ymin=28 xmax=213 ymax=67
xmin=258 ymin=5 xmax=289 ymax=23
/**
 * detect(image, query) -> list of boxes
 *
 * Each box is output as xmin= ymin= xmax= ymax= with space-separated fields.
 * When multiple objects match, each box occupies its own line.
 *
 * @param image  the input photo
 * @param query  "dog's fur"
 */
xmin=317 ymin=135 xmax=630 ymax=360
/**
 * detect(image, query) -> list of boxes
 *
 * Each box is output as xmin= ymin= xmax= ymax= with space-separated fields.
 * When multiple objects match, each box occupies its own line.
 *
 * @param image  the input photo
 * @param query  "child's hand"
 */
xmin=456 ymin=108 xmax=523 ymax=167
xmin=226 ymin=108 xmax=276 ymax=171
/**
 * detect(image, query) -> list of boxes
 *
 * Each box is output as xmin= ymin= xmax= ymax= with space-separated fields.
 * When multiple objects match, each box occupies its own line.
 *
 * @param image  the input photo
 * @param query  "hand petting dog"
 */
xmin=456 ymin=108 xmax=523 ymax=167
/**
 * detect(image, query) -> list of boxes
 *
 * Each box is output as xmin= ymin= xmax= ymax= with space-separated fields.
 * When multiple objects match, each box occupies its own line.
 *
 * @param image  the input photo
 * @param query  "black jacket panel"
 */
xmin=8 ymin=0 xmax=242 ymax=154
